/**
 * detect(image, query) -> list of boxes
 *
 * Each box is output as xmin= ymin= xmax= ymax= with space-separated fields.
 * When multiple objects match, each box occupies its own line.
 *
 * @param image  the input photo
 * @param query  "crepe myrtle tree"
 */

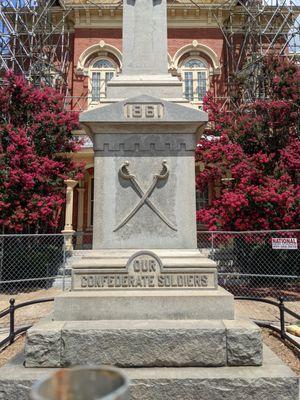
xmin=196 ymin=54 xmax=300 ymax=231
xmin=0 ymin=72 xmax=84 ymax=233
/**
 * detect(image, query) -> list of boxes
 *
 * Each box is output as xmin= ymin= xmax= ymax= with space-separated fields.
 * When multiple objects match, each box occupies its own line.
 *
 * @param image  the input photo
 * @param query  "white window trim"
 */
xmin=172 ymin=41 xmax=221 ymax=74
xmin=88 ymin=56 xmax=119 ymax=107
xmin=179 ymin=56 xmax=210 ymax=109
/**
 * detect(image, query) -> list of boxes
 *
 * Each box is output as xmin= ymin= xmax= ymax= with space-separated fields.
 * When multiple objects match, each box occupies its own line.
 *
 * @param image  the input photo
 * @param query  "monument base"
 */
xmin=24 ymin=318 xmax=262 ymax=368
xmin=0 ymin=347 xmax=298 ymax=400
xmin=53 ymin=287 xmax=234 ymax=321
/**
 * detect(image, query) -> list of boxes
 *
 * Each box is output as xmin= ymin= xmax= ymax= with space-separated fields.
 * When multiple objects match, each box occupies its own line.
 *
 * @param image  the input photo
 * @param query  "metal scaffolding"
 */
xmin=211 ymin=0 xmax=300 ymax=100
xmin=0 ymin=1 xmax=74 ymax=90
xmin=0 ymin=0 xmax=299 ymax=99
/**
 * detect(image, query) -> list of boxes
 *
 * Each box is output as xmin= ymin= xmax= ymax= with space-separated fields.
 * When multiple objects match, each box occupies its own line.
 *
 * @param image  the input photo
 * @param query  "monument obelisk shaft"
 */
xmin=122 ymin=0 xmax=168 ymax=75
xmin=107 ymin=0 xmax=183 ymax=99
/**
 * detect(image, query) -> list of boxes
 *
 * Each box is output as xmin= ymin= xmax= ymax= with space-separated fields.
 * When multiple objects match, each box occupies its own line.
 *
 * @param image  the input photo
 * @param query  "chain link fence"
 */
xmin=0 ymin=231 xmax=299 ymax=300
xmin=0 ymin=234 xmax=67 ymax=294
xmin=198 ymin=230 xmax=300 ymax=300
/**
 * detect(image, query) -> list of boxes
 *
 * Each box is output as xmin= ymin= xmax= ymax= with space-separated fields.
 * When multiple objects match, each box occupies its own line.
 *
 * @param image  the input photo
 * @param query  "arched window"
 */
xmin=181 ymin=58 xmax=209 ymax=108
xmin=89 ymin=58 xmax=117 ymax=104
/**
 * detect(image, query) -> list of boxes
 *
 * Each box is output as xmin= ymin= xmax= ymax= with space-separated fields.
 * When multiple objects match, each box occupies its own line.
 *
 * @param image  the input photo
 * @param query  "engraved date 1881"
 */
xmin=124 ymin=103 xmax=164 ymax=119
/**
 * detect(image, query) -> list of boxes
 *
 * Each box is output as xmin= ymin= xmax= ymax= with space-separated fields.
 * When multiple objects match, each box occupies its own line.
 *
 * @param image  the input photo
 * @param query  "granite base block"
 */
xmin=25 ymin=319 xmax=261 ymax=368
xmin=0 ymin=347 xmax=298 ymax=400
xmin=62 ymin=320 xmax=226 ymax=368
xmin=224 ymin=319 xmax=263 ymax=366
xmin=25 ymin=321 xmax=64 ymax=368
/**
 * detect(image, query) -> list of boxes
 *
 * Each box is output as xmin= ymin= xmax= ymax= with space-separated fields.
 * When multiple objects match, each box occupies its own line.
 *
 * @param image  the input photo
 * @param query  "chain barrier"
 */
xmin=0 ymin=298 xmax=54 ymax=349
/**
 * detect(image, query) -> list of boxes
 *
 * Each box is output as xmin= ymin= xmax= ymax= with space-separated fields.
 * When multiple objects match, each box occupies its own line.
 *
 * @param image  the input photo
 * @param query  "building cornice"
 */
xmin=56 ymin=1 xmax=300 ymax=29
xmin=64 ymin=7 xmax=228 ymax=28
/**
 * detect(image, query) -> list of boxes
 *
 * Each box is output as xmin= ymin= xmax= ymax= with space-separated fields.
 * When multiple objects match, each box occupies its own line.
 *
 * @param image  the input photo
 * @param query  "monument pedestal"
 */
xmin=53 ymin=288 xmax=234 ymax=321
xmin=79 ymin=95 xmax=208 ymax=251
xmin=52 ymin=248 xmax=234 ymax=321
xmin=0 ymin=87 xmax=298 ymax=400
xmin=0 ymin=93 xmax=297 ymax=400
xmin=0 ymin=90 xmax=297 ymax=400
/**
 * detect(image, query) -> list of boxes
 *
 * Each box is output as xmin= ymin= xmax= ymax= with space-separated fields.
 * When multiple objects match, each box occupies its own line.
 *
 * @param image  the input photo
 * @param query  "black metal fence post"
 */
xmin=9 ymin=298 xmax=15 ymax=345
xmin=278 ymin=296 xmax=285 ymax=340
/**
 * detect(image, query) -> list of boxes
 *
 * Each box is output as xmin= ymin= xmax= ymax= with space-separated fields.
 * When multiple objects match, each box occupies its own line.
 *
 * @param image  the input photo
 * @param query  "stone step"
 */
xmin=53 ymin=288 xmax=234 ymax=320
xmin=71 ymin=249 xmax=216 ymax=269
xmin=72 ymin=257 xmax=216 ymax=269
xmin=0 ymin=347 xmax=298 ymax=400
xmin=77 ymin=249 xmax=211 ymax=259
xmin=24 ymin=319 xmax=262 ymax=368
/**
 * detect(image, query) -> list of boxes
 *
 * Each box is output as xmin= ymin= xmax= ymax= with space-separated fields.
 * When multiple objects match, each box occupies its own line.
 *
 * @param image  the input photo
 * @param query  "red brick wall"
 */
xmin=167 ymin=28 xmax=224 ymax=59
xmin=70 ymin=27 xmax=227 ymax=100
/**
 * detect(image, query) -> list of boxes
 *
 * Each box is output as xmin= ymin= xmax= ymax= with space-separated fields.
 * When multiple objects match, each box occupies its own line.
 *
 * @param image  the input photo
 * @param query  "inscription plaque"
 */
xmin=72 ymin=251 xmax=216 ymax=291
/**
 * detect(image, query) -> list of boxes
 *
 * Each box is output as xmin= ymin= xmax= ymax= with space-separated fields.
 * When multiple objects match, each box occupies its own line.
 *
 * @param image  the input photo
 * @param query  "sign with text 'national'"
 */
xmin=271 ymin=237 xmax=298 ymax=250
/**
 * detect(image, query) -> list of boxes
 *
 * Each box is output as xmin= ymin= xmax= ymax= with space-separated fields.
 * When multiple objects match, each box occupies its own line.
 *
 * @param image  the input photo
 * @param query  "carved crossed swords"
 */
xmin=114 ymin=160 xmax=177 ymax=232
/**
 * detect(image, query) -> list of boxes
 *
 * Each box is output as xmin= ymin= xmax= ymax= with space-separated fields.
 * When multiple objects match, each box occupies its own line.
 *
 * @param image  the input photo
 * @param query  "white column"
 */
xmin=62 ymin=179 xmax=78 ymax=250
xmin=76 ymin=185 xmax=85 ymax=246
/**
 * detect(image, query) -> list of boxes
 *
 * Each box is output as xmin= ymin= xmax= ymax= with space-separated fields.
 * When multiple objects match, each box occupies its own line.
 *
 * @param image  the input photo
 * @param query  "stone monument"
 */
xmin=0 ymin=0 xmax=298 ymax=398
